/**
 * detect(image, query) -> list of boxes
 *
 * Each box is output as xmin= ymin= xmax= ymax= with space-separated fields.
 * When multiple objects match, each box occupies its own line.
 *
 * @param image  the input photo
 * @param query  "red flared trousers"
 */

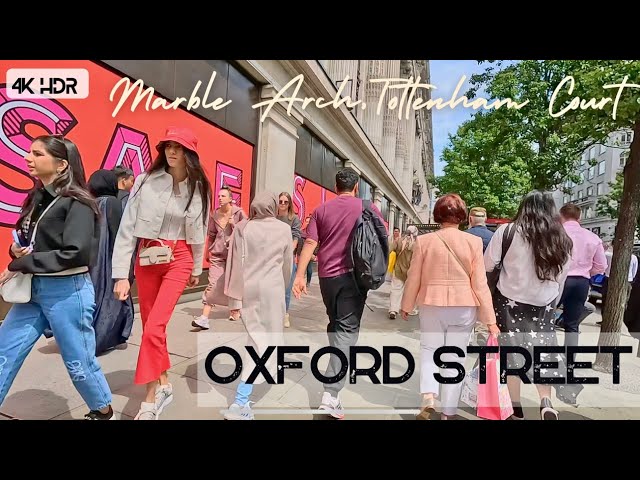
xmin=134 ymin=240 xmax=193 ymax=384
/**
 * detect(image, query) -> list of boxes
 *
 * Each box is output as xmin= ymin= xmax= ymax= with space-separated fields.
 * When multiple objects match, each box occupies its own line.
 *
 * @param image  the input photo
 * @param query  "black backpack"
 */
xmin=350 ymin=199 xmax=389 ymax=293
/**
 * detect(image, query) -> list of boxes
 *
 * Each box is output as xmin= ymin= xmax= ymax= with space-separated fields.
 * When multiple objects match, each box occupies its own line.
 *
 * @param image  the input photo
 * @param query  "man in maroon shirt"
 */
xmin=293 ymin=168 xmax=386 ymax=419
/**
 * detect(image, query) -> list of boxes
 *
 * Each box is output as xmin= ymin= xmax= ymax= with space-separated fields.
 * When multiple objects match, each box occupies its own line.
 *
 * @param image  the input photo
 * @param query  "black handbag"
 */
xmin=487 ymin=223 xmax=516 ymax=295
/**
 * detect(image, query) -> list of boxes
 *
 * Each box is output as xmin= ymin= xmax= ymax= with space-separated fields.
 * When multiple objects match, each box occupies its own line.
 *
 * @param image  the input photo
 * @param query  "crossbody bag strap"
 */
xmin=435 ymin=232 xmax=481 ymax=304
xmin=499 ymin=223 xmax=516 ymax=267
xmin=30 ymin=196 xmax=61 ymax=248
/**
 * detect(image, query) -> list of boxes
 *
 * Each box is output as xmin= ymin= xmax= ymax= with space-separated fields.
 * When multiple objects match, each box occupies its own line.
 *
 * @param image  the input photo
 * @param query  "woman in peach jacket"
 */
xmin=401 ymin=193 xmax=498 ymax=420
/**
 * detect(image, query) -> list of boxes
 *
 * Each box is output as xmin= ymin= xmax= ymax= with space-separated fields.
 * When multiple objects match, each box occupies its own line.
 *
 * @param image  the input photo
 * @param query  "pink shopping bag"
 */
xmin=476 ymin=336 xmax=514 ymax=420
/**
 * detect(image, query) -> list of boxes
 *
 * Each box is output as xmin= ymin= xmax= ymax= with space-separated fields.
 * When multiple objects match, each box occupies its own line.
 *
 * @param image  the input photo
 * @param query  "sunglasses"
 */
xmin=279 ymin=200 xmax=289 ymax=204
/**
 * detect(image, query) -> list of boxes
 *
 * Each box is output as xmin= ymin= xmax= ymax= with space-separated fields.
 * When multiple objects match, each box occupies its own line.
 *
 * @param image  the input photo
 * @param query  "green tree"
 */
xmin=551 ymin=61 xmax=640 ymax=372
xmin=597 ymin=170 xmax=640 ymax=240
xmin=433 ymin=111 xmax=533 ymax=218
xmin=442 ymin=60 xmax=640 ymax=372
xmin=435 ymin=61 xmax=604 ymax=217
xmin=466 ymin=61 xmax=608 ymax=189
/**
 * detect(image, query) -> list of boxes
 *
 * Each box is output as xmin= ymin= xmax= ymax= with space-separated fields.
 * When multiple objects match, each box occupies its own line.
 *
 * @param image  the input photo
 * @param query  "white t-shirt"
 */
xmin=484 ymin=223 xmax=570 ymax=306
xmin=605 ymin=250 xmax=638 ymax=282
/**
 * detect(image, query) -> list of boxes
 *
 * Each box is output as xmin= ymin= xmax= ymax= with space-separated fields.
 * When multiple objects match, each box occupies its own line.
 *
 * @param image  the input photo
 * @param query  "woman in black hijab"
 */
xmin=87 ymin=169 xmax=134 ymax=355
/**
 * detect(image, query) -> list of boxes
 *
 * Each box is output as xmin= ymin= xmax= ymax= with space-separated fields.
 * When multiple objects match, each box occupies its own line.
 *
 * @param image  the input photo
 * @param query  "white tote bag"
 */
xmin=0 ymin=197 xmax=61 ymax=304
xmin=460 ymin=362 xmax=479 ymax=409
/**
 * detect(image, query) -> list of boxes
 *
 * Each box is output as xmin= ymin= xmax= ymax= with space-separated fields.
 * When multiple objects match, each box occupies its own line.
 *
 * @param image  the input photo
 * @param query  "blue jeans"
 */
xmin=306 ymin=262 xmax=313 ymax=285
xmin=0 ymin=274 xmax=112 ymax=411
xmin=235 ymin=381 xmax=253 ymax=406
xmin=285 ymin=262 xmax=297 ymax=312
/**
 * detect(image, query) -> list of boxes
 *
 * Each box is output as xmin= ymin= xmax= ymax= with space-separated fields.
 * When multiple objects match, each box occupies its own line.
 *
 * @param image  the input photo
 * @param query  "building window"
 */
xmin=563 ymin=196 xmax=569 ymax=204
xmin=586 ymin=207 xmax=594 ymax=219
xmin=620 ymin=131 xmax=632 ymax=145
xmin=597 ymin=182 xmax=604 ymax=196
xmin=578 ymin=171 xmax=584 ymax=184
xmin=589 ymin=147 xmax=596 ymax=160
xmin=588 ymin=166 xmax=595 ymax=179
xmin=294 ymin=126 xmax=344 ymax=191
xmin=578 ymin=190 xmax=583 ymax=200
xmin=620 ymin=151 xmax=629 ymax=167
xmin=581 ymin=152 xmax=587 ymax=165
xmin=599 ymin=144 xmax=606 ymax=155
xmin=598 ymin=161 xmax=606 ymax=175
xmin=358 ymin=176 xmax=374 ymax=201
xmin=394 ymin=207 xmax=401 ymax=229
xmin=571 ymin=192 xmax=577 ymax=201
xmin=587 ymin=186 xmax=594 ymax=196
xmin=380 ymin=196 xmax=390 ymax=222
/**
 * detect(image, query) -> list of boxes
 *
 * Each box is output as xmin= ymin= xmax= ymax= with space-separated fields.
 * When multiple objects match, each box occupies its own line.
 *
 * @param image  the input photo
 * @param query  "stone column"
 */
xmin=388 ymin=202 xmax=396 ymax=231
xmin=373 ymin=189 xmax=384 ymax=211
xmin=324 ymin=60 xmax=359 ymax=100
xmin=362 ymin=60 xmax=396 ymax=153
xmin=382 ymin=61 xmax=401 ymax=172
xmin=344 ymin=160 xmax=361 ymax=175
xmin=395 ymin=115 xmax=408 ymax=193
xmin=254 ymin=84 xmax=303 ymax=196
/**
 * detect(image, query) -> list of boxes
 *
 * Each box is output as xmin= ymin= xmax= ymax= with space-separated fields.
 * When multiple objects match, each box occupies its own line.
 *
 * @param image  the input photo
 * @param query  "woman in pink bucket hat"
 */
xmin=112 ymin=126 xmax=212 ymax=420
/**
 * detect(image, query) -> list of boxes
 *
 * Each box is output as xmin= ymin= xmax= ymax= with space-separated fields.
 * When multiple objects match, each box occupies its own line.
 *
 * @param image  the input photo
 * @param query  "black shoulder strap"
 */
xmin=500 ymin=223 xmax=516 ymax=265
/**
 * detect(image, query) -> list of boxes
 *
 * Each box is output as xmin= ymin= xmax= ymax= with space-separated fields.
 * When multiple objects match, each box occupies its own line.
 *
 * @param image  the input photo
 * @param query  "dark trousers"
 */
xmin=319 ymin=273 xmax=367 ymax=396
xmin=558 ymin=276 xmax=591 ymax=348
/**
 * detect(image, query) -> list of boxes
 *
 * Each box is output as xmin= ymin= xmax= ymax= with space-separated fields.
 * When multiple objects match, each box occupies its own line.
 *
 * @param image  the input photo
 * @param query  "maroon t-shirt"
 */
xmin=307 ymin=195 xmax=385 ymax=278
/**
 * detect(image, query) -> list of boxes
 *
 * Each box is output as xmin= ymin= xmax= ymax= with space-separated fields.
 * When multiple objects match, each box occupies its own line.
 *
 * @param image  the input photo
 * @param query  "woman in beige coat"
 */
xmin=222 ymin=191 xmax=293 ymax=420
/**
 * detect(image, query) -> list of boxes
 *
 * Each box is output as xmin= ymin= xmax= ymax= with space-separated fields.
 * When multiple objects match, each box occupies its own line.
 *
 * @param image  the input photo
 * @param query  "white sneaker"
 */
xmin=155 ymin=383 xmax=173 ymax=416
xmin=192 ymin=316 xmax=210 ymax=330
xmin=224 ymin=402 xmax=255 ymax=420
xmin=318 ymin=392 xmax=344 ymax=419
xmin=134 ymin=402 xmax=157 ymax=420
xmin=284 ymin=313 xmax=291 ymax=328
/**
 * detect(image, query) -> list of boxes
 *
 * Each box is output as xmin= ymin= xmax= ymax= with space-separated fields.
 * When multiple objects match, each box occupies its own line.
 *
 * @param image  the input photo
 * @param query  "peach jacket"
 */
xmin=401 ymin=227 xmax=496 ymax=325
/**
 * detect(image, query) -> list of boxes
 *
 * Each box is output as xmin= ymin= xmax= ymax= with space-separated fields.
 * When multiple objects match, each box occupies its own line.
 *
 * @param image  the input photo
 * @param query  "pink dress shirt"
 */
xmin=563 ymin=220 xmax=607 ymax=278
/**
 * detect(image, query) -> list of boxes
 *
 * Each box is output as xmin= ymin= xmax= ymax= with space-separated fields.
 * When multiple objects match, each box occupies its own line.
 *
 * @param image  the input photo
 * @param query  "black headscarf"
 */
xmin=88 ymin=169 xmax=119 ymax=198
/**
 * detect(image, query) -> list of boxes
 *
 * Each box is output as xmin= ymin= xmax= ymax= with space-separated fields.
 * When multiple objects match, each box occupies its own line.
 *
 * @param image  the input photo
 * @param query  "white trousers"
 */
xmin=389 ymin=275 xmax=405 ymax=313
xmin=419 ymin=305 xmax=477 ymax=416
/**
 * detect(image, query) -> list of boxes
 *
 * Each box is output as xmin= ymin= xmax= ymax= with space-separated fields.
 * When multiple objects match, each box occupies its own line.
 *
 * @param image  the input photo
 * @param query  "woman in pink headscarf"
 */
xmin=222 ymin=191 xmax=293 ymax=420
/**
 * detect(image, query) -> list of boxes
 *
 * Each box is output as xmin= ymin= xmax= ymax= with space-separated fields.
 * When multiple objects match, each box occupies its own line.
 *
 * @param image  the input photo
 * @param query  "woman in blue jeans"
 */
xmin=0 ymin=135 xmax=115 ymax=420
xmin=277 ymin=192 xmax=301 ymax=328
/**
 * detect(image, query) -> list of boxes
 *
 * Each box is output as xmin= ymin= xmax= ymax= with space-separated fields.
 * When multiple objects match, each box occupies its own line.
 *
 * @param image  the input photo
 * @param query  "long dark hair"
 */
xmin=141 ymin=142 xmax=211 ymax=224
xmin=513 ymin=190 xmax=573 ymax=282
xmin=17 ymin=135 xmax=98 ymax=230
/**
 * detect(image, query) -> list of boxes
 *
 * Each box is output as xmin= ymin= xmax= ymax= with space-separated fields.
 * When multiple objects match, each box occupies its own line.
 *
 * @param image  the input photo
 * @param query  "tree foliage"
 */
xmin=436 ymin=60 xmax=640 ymax=371
xmin=433 ymin=112 xmax=532 ymax=218
xmin=597 ymin=171 xmax=640 ymax=240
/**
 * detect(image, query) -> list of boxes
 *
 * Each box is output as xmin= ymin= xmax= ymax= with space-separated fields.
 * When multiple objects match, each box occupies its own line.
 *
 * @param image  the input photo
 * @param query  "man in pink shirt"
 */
xmin=558 ymin=204 xmax=607 ymax=347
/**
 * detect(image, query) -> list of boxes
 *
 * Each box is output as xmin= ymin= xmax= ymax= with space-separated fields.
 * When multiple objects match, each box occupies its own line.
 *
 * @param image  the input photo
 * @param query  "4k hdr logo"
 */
xmin=6 ymin=68 xmax=89 ymax=99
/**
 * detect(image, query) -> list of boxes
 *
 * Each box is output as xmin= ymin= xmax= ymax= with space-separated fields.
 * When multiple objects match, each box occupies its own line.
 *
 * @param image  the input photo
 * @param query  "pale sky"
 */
xmin=429 ymin=60 xmax=516 ymax=176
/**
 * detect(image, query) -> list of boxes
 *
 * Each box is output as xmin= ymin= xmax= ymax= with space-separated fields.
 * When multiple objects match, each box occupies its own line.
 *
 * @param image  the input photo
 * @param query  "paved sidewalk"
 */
xmin=1 ymin=277 xmax=639 ymax=420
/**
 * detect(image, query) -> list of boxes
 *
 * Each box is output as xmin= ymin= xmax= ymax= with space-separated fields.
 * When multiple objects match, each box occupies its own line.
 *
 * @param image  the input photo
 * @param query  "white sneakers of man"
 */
xmin=134 ymin=383 xmax=173 ymax=420
xmin=319 ymin=392 xmax=344 ymax=419
xmin=192 ymin=316 xmax=210 ymax=330
xmin=224 ymin=402 xmax=255 ymax=420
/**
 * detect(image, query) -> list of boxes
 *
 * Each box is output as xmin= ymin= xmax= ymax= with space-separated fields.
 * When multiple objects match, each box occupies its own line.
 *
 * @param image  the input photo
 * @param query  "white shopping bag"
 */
xmin=460 ymin=363 xmax=479 ymax=409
